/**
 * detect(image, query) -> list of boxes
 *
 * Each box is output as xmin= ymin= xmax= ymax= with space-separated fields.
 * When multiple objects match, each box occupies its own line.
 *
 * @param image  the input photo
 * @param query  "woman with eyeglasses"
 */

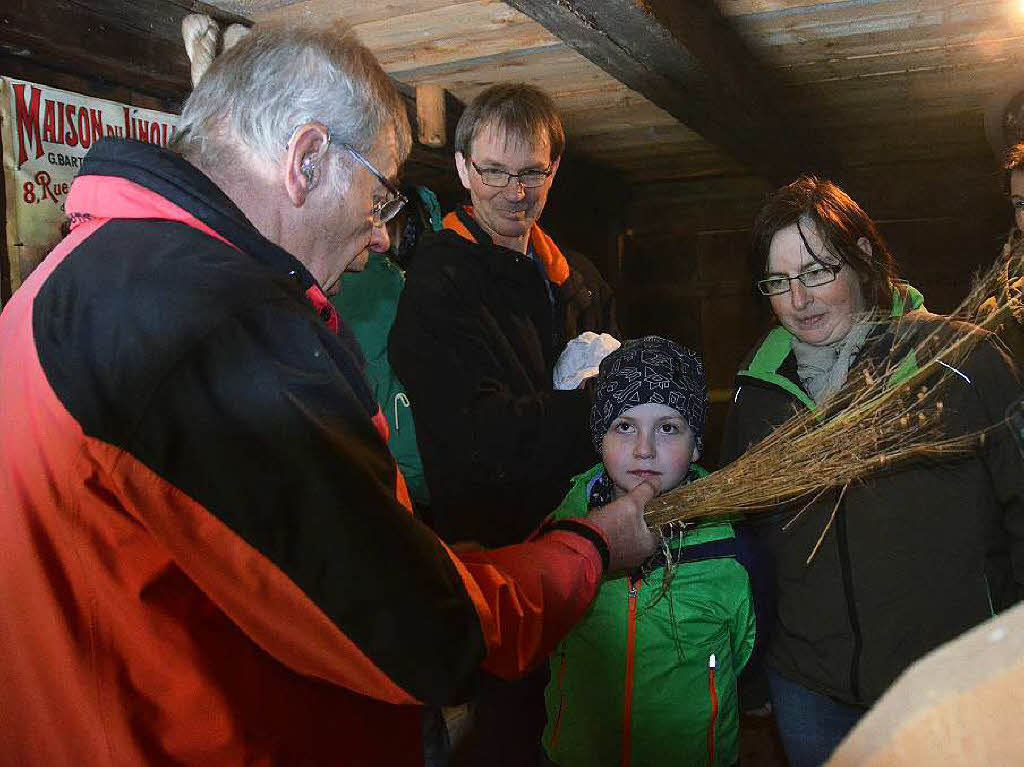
xmin=721 ymin=176 xmax=1024 ymax=767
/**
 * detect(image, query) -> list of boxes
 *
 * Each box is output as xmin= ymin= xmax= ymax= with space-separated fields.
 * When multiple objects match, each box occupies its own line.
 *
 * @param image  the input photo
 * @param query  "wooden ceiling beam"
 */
xmin=504 ymin=0 xmax=834 ymax=184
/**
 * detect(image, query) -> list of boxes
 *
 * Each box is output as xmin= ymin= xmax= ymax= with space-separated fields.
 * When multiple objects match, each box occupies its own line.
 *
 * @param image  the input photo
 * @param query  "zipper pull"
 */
xmin=707 ymin=653 xmax=719 ymax=766
xmin=393 ymin=392 xmax=410 ymax=432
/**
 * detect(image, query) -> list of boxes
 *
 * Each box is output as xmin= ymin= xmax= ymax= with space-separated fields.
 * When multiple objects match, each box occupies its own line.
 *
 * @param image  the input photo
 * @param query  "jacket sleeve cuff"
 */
xmin=536 ymin=518 xmax=610 ymax=575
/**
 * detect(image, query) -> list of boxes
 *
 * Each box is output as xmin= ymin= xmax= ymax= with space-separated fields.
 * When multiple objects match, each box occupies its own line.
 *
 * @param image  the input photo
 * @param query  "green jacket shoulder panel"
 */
xmin=332 ymin=253 xmax=430 ymax=506
xmin=738 ymin=283 xmax=926 ymax=410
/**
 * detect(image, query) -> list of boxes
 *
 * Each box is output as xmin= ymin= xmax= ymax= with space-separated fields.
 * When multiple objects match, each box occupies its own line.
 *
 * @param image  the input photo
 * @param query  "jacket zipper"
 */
xmin=836 ymin=495 xmax=863 ymax=701
xmin=548 ymin=650 xmax=568 ymax=749
xmin=622 ymin=577 xmax=639 ymax=767
xmin=707 ymin=654 xmax=718 ymax=766
xmin=744 ymin=360 xmax=870 ymax=702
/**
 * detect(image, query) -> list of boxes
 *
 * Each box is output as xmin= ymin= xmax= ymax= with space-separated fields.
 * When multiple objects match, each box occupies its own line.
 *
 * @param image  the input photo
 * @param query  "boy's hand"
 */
xmin=583 ymin=479 xmax=660 ymax=572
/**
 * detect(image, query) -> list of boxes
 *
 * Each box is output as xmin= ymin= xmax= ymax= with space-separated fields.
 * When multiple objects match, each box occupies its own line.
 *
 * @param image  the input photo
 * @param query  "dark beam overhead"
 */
xmin=505 ymin=0 xmax=833 ymax=184
xmin=0 ymin=0 xmax=249 ymax=100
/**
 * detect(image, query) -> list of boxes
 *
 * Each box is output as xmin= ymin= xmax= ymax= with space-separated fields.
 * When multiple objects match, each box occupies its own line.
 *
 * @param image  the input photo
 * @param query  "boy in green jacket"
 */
xmin=544 ymin=336 xmax=755 ymax=767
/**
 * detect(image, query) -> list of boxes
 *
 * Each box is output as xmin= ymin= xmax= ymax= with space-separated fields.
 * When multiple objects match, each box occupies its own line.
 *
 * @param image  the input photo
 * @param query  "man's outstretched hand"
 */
xmin=583 ymin=479 xmax=660 ymax=572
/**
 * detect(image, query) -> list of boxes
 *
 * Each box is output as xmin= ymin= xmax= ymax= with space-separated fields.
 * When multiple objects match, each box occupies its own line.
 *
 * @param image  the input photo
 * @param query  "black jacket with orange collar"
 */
xmin=0 ymin=140 xmax=611 ymax=765
xmin=390 ymin=208 xmax=618 ymax=547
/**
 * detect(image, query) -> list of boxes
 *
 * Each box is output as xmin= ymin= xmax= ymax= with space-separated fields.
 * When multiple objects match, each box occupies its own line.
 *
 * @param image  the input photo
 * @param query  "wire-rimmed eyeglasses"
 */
xmin=342 ymin=143 xmax=407 ymax=226
xmin=286 ymin=124 xmax=407 ymax=227
xmin=471 ymin=161 xmax=553 ymax=189
xmin=757 ymin=264 xmax=842 ymax=296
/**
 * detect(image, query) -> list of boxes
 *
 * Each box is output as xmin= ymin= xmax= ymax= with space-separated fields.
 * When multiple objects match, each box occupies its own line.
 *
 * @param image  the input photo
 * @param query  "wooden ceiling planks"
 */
xmin=505 ymin=0 xmax=827 ymax=182
xmin=736 ymin=6 xmax=1024 ymax=100
xmin=201 ymin=0 xmax=743 ymax=181
xmin=212 ymin=0 xmax=477 ymax=27
xmin=723 ymin=0 xmax=1024 ymax=168
xmin=197 ymin=0 xmax=1023 ymax=204
xmin=344 ymin=1 xmax=562 ymax=72
xmin=391 ymin=45 xmax=612 ymax=101
xmin=731 ymin=0 xmax=1019 ymax=48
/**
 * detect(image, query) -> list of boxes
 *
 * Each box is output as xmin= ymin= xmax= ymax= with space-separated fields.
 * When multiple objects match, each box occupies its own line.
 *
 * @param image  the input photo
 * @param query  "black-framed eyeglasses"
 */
xmin=471 ymin=161 xmax=553 ymax=189
xmin=341 ymin=144 xmax=407 ymax=226
xmin=757 ymin=264 xmax=842 ymax=296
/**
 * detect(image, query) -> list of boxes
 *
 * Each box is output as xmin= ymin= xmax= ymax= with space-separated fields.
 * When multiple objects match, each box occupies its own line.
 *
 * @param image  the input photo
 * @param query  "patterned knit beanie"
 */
xmin=589 ymin=335 xmax=708 ymax=454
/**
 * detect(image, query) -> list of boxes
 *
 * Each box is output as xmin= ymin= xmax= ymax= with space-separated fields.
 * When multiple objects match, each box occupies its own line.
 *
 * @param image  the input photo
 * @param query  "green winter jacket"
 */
xmin=332 ymin=252 xmax=429 ymax=507
xmin=544 ymin=464 xmax=756 ymax=767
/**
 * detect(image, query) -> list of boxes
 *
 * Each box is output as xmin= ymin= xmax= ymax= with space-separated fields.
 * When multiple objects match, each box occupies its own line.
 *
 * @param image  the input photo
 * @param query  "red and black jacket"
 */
xmin=0 ymin=139 xmax=608 ymax=765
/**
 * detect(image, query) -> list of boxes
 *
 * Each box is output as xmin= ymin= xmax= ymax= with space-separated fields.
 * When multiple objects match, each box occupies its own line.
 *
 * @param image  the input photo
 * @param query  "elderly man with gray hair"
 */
xmin=0 ymin=23 xmax=659 ymax=766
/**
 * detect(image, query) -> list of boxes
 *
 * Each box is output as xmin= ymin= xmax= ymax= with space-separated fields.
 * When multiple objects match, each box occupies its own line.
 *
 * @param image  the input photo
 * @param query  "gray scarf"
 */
xmin=791 ymin=321 xmax=872 ymax=405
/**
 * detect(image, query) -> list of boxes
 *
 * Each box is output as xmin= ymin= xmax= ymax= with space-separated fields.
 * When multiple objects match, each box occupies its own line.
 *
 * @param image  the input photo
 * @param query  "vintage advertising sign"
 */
xmin=0 ymin=77 xmax=178 ymax=302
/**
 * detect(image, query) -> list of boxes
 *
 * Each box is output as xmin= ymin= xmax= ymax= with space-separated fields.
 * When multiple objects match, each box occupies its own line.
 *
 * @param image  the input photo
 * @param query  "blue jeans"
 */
xmin=767 ymin=668 xmax=866 ymax=767
xmin=422 ymin=707 xmax=450 ymax=767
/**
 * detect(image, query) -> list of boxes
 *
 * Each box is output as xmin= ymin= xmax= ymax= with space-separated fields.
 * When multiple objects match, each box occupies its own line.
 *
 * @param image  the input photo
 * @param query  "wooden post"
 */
xmin=416 ymin=84 xmax=446 ymax=148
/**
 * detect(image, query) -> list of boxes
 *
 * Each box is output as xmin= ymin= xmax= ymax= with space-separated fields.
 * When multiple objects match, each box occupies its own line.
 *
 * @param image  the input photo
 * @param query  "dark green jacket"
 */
xmin=722 ymin=287 xmax=1024 ymax=706
xmin=333 ymin=252 xmax=429 ymax=507
xmin=544 ymin=464 xmax=755 ymax=767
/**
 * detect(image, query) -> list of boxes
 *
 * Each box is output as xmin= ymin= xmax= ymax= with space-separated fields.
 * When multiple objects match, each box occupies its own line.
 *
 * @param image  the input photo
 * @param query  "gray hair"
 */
xmin=173 ymin=21 xmax=411 ymax=171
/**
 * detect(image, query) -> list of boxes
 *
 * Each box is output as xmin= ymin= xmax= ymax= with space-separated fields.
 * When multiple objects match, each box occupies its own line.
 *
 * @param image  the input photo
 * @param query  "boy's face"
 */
xmin=602 ymin=402 xmax=699 ymax=499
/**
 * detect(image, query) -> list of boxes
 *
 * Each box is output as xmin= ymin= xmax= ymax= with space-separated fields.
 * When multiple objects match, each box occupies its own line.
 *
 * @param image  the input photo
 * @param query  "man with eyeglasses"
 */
xmin=393 ymin=82 xmax=618 ymax=548
xmin=390 ymin=83 xmax=619 ymax=765
xmin=0 ymin=25 xmax=661 ymax=766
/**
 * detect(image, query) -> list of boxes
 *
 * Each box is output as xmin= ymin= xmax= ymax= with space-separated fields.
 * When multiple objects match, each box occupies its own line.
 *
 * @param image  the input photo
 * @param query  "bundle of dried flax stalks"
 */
xmin=645 ymin=240 xmax=1024 ymax=554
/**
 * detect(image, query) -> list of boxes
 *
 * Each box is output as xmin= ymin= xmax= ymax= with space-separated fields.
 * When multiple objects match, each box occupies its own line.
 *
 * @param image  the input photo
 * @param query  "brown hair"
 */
xmin=1005 ymin=142 xmax=1024 ymax=172
xmin=454 ymin=83 xmax=565 ymax=161
xmin=751 ymin=176 xmax=900 ymax=311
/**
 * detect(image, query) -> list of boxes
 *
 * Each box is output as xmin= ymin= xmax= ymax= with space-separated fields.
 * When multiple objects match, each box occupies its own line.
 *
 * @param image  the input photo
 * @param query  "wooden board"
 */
xmin=354 ymin=1 xmax=561 ymax=72
xmin=239 ymin=0 xmax=478 ymax=27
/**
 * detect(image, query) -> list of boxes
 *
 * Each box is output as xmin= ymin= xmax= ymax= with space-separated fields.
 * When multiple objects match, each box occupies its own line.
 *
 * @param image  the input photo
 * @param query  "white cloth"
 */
xmin=553 ymin=332 xmax=621 ymax=390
